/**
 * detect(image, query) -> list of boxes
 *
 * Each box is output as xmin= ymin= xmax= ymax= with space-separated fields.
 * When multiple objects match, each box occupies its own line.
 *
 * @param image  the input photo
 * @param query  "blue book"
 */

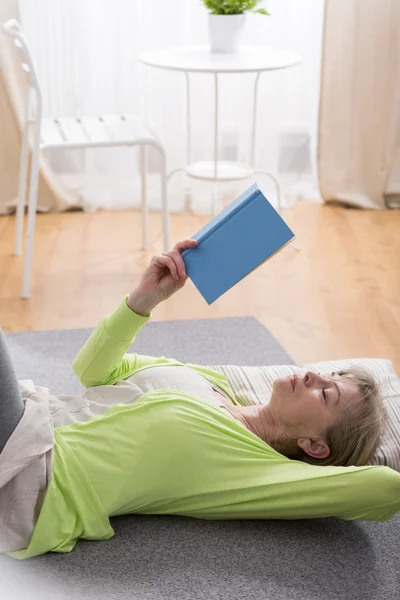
xmin=181 ymin=183 xmax=295 ymax=304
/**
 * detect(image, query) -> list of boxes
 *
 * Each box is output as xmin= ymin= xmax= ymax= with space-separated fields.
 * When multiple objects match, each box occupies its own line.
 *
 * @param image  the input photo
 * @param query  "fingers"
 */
xmin=173 ymin=239 xmax=198 ymax=253
xmin=154 ymin=254 xmax=179 ymax=280
xmin=162 ymin=239 xmax=198 ymax=279
xmin=152 ymin=240 xmax=197 ymax=282
xmin=162 ymin=250 xmax=186 ymax=279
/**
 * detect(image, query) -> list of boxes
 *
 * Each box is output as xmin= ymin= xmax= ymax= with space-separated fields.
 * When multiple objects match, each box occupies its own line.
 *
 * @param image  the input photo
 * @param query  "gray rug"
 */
xmin=4 ymin=316 xmax=294 ymax=396
xmin=1 ymin=317 xmax=399 ymax=600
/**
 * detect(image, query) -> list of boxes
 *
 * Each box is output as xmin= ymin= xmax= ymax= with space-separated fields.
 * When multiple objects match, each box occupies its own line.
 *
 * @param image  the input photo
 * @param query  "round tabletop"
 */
xmin=140 ymin=45 xmax=302 ymax=74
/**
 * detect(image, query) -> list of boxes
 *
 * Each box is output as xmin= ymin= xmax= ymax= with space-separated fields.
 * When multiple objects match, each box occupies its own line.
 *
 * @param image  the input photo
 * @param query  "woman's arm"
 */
xmin=72 ymin=239 xmax=197 ymax=388
xmin=256 ymin=460 xmax=400 ymax=523
xmin=72 ymin=295 xmax=163 ymax=388
xmin=0 ymin=327 xmax=24 ymax=451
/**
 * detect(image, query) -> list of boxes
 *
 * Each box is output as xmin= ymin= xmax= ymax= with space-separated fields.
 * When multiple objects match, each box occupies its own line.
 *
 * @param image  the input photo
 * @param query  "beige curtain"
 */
xmin=318 ymin=0 xmax=400 ymax=209
xmin=0 ymin=0 xmax=80 ymax=214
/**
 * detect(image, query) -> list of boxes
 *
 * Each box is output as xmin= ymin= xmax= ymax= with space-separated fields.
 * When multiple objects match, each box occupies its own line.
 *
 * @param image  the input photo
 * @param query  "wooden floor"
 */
xmin=0 ymin=202 xmax=399 ymax=373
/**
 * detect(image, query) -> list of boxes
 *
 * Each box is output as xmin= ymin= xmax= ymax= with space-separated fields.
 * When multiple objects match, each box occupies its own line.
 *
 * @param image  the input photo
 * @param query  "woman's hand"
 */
xmin=127 ymin=239 xmax=198 ymax=316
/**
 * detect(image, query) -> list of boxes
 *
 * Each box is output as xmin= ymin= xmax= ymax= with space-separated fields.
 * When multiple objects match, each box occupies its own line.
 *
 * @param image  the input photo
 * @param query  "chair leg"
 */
xmin=15 ymin=95 xmax=31 ymax=256
xmin=159 ymin=148 xmax=170 ymax=252
xmin=140 ymin=145 xmax=148 ymax=251
xmin=21 ymin=120 xmax=41 ymax=299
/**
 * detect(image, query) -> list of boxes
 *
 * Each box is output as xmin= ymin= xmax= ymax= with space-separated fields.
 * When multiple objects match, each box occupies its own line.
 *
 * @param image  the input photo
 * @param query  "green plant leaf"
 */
xmin=201 ymin=0 xmax=270 ymax=15
xmin=202 ymin=0 xmax=221 ymax=13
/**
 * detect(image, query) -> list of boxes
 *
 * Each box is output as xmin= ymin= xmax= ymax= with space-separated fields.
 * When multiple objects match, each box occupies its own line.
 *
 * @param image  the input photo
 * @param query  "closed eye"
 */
xmin=322 ymin=389 xmax=327 ymax=404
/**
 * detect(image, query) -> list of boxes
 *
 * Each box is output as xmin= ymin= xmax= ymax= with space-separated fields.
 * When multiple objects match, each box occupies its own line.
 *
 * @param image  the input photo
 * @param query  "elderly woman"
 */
xmin=0 ymin=239 xmax=399 ymax=559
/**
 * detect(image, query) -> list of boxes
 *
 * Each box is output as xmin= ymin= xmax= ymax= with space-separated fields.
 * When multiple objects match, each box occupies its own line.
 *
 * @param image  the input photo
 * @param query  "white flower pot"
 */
xmin=208 ymin=14 xmax=246 ymax=53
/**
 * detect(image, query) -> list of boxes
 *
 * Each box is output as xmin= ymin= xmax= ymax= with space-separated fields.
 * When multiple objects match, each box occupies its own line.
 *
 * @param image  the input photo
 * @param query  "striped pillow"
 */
xmin=209 ymin=358 xmax=400 ymax=472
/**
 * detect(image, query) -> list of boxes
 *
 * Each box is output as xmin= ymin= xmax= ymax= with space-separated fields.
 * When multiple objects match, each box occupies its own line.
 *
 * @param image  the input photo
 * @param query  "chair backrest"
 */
xmin=2 ymin=19 xmax=42 ymax=103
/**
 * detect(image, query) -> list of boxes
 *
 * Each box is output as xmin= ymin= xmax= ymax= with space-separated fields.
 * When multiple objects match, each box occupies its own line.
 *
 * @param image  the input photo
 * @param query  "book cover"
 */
xmin=181 ymin=183 xmax=295 ymax=304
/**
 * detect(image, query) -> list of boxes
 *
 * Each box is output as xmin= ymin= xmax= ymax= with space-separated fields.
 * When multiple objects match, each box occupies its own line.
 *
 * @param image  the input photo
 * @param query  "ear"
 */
xmin=297 ymin=437 xmax=331 ymax=460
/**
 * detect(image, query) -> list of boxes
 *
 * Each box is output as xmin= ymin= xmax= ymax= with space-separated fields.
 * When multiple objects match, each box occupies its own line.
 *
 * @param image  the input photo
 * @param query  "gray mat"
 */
xmin=1 ymin=317 xmax=399 ymax=600
xmin=4 ymin=316 xmax=294 ymax=396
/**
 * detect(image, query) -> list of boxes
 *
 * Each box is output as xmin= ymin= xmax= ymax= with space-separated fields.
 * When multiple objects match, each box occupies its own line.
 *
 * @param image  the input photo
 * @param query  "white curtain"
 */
xmin=318 ymin=0 xmax=400 ymax=210
xmin=18 ymin=0 xmax=324 ymax=213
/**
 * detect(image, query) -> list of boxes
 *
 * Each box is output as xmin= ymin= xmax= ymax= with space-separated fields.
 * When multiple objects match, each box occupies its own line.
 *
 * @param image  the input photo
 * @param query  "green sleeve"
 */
xmin=72 ymin=296 xmax=168 ymax=388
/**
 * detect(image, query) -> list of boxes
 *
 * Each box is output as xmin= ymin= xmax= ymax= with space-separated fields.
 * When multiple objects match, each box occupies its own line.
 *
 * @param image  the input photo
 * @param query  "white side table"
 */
xmin=140 ymin=45 xmax=302 ymax=214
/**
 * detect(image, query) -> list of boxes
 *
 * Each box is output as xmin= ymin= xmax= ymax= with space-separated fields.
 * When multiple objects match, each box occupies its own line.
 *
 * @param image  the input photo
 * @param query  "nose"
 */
xmin=303 ymin=371 xmax=327 ymax=387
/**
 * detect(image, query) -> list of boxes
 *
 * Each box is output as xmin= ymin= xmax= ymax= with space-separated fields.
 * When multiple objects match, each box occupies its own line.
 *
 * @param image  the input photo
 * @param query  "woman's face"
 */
xmin=269 ymin=371 xmax=362 ymax=456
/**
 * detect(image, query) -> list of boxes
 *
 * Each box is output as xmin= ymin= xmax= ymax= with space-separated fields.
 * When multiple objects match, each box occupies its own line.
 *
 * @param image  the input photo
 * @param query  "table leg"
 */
xmin=252 ymin=72 xmax=284 ymax=216
xmin=251 ymin=72 xmax=261 ymax=169
xmin=212 ymin=72 xmax=219 ymax=216
xmin=164 ymin=72 xmax=192 ymax=214
xmin=184 ymin=71 xmax=192 ymax=212
xmin=185 ymin=71 xmax=191 ymax=166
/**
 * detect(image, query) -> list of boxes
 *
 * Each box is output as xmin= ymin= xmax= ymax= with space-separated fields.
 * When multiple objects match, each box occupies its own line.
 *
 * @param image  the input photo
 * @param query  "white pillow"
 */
xmin=210 ymin=358 xmax=400 ymax=471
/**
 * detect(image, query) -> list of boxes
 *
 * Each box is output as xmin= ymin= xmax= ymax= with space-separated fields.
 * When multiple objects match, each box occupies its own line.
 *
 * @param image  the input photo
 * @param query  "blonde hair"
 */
xmin=303 ymin=366 xmax=387 ymax=467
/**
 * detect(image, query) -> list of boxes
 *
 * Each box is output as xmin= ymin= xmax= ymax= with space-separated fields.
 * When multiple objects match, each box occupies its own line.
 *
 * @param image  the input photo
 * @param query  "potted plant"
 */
xmin=202 ymin=1 xmax=270 ymax=53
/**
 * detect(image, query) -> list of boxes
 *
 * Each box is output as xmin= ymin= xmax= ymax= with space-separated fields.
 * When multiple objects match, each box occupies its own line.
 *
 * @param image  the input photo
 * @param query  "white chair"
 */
xmin=2 ymin=19 xmax=170 ymax=299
